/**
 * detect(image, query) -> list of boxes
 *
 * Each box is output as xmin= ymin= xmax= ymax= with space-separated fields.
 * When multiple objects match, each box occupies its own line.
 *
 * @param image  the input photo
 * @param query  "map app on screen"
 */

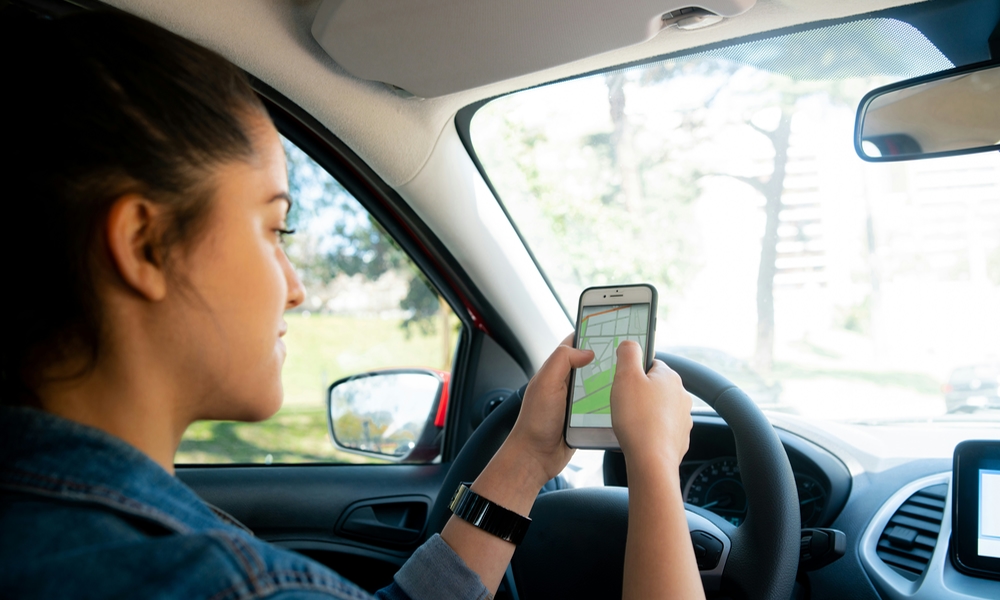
xmin=569 ymin=303 xmax=650 ymax=428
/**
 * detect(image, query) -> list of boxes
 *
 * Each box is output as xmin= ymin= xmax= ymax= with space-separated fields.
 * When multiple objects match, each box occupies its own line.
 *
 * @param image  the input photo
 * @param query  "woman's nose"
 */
xmin=283 ymin=253 xmax=305 ymax=310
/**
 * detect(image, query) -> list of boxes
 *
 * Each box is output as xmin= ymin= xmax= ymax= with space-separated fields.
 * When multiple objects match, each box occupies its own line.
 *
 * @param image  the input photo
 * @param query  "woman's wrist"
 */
xmin=440 ymin=438 xmax=549 ymax=595
xmin=470 ymin=438 xmax=551 ymax=517
xmin=624 ymin=448 xmax=684 ymax=487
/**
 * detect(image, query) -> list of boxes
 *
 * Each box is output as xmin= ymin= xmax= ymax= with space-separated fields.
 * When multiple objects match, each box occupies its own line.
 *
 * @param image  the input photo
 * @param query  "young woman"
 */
xmin=0 ymin=9 xmax=703 ymax=600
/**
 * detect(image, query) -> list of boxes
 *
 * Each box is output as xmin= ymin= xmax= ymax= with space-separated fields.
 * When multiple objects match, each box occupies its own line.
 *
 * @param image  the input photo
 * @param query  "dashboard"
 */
xmin=599 ymin=414 xmax=1000 ymax=600
xmin=603 ymin=414 xmax=853 ymax=529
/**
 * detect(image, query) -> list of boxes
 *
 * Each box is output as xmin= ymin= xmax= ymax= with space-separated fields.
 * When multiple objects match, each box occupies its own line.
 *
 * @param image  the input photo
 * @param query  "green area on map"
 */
xmin=574 ymin=363 xmax=616 ymax=414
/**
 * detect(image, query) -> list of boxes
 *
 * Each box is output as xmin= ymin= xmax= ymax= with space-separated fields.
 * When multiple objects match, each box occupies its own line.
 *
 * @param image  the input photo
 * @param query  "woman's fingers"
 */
xmin=616 ymin=340 xmax=644 ymax=373
xmin=507 ymin=335 xmax=593 ymax=483
xmin=535 ymin=336 xmax=594 ymax=386
xmin=646 ymin=358 xmax=680 ymax=384
xmin=529 ymin=342 xmax=594 ymax=408
xmin=610 ymin=342 xmax=692 ymax=466
xmin=566 ymin=346 xmax=597 ymax=368
xmin=611 ymin=340 xmax=647 ymax=399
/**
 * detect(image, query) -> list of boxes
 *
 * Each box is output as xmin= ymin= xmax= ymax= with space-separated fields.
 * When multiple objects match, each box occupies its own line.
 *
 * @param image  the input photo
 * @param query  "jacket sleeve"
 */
xmin=371 ymin=582 xmax=413 ymax=600
xmin=374 ymin=534 xmax=491 ymax=600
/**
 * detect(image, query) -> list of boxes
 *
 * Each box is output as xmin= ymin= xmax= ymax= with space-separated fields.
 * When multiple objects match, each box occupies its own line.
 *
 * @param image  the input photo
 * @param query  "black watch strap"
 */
xmin=447 ymin=483 xmax=531 ymax=545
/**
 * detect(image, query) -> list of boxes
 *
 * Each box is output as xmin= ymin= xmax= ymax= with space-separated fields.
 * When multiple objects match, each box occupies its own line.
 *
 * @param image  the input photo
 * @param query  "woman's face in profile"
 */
xmin=170 ymin=116 xmax=304 ymax=423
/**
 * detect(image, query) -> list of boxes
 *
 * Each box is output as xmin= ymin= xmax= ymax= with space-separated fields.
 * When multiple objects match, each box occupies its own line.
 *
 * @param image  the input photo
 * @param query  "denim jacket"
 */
xmin=0 ymin=407 xmax=491 ymax=600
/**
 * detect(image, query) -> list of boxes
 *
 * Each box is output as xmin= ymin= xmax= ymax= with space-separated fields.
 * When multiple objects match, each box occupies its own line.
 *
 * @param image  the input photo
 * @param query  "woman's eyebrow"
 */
xmin=268 ymin=192 xmax=293 ymax=215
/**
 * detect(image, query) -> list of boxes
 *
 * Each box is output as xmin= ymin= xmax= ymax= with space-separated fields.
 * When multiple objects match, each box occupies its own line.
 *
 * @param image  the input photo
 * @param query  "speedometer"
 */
xmin=683 ymin=457 xmax=830 ymax=528
xmin=796 ymin=473 xmax=827 ymax=527
xmin=683 ymin=457 xmax=747 ymax=526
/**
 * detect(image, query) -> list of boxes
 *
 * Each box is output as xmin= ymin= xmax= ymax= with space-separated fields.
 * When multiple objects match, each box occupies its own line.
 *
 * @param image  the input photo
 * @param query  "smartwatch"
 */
xmin=448 ymin=483 xmax=531 ymax=545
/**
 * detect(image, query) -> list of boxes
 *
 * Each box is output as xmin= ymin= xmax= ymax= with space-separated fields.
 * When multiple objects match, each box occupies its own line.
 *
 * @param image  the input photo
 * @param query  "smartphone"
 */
xmin=564 ymin=284 xmax=657 ymax=449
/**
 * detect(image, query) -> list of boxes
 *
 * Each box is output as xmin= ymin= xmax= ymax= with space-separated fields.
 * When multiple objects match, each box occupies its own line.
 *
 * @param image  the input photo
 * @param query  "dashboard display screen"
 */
xmin=952 ymin=441 xmax=1000 ymax=581
xmin=980 ymin=469 xmax=1000 ymax=559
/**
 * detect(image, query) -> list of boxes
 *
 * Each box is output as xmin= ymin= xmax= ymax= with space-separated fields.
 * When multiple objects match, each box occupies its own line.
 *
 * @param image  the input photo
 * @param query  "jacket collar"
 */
xmin=0 ymin=406 xmax=222 ymax=534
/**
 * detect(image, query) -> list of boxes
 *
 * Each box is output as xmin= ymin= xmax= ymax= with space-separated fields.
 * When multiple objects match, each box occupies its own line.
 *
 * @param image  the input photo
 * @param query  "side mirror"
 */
xmin=327 ymin=369 xmax=449 ymax=463
xmin=855 ymin=60 xmax=1000 ymax=162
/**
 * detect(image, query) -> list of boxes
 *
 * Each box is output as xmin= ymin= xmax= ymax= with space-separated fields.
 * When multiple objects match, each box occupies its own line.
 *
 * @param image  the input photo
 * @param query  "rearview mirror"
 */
xmin=327 ymin=369 xmax=448 ymax=463
xmin=855 ymin=61 xmax=1000 ymax=162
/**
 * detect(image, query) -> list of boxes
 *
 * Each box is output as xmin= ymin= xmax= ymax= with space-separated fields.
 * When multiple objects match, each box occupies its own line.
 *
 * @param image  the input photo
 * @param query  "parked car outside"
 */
xmin=944 ymin=364 xmax=1000 ymax=413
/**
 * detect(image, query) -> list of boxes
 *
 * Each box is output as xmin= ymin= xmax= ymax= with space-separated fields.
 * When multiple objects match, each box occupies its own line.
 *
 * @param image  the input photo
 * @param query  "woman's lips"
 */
xmin=278 ymin=321 xmax=288 ymax=338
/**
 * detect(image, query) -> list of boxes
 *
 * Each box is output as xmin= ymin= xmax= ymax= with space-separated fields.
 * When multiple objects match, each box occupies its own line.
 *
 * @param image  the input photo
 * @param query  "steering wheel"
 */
xmin=426 ymin=352 xmax=800 ymax=599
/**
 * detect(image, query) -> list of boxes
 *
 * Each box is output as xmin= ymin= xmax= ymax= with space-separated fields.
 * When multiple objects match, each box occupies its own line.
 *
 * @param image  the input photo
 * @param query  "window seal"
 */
xmin=250 ymin=78 xmax=534 ymax=465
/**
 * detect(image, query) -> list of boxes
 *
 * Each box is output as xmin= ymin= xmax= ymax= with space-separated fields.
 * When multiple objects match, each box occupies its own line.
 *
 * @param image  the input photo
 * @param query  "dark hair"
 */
xmin=0 ymin=10 xmax=267 ymax=404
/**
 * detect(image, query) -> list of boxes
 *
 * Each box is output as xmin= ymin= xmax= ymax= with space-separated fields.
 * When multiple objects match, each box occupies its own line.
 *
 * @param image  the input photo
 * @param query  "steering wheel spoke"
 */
xmin=686 ymin=508 xmax=734 ymax=592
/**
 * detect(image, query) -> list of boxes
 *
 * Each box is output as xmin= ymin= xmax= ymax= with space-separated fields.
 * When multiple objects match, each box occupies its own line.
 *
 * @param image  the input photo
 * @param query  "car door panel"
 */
xmin=177 ymin=464 xmax=446 ymax=548
xmin=177 ymin=463 xmax=447 ymax=590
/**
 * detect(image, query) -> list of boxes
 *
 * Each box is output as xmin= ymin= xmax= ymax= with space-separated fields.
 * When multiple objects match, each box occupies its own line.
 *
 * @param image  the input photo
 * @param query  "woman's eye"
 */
xmin=275 ymin=228 xmax=296 ymax=244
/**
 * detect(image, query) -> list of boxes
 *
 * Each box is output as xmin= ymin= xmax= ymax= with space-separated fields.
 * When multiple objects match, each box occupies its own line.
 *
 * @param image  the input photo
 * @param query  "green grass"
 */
xmin=772 ymin=362 xmax=941 ymax=395
xmin=790 ymin=340 xmax=843 ymax=360
xmin=281 ymin=313 xmax=455 ymax=407
xmin=176 ymin=312 xmax=456 ymax=465
xmin=176 ymin=405 xmax=383 ymax=464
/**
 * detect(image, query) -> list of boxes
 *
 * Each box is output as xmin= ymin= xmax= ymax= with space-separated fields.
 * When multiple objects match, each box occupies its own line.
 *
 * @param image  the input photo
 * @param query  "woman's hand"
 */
xmin=440 ymin=334 xmax=593 ymax=594
xmin=610 ymin=340 xmax=693 ymax=470
xmin=611 ymin=340 xmax=705 ymax=600
xmin=505 ymin=333 xmax=595 ymax=487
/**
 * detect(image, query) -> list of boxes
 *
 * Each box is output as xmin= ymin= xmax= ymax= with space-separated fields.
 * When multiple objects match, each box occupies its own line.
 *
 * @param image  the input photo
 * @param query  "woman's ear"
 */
xmin=105 ymin=194 xmax=168 ymax=301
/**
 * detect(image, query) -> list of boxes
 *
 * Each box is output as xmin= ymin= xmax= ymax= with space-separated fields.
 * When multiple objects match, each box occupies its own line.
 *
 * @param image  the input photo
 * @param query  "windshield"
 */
xmin=470 ymin=18 xmax=1000 ymax=427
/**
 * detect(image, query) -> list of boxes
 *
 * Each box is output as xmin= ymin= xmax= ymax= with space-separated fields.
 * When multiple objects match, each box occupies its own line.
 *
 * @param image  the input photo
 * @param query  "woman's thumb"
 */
xmin=615 ymin=340 xmax=645 ymax=377
xmin=568 ymin=346 xmax=596 ymax=368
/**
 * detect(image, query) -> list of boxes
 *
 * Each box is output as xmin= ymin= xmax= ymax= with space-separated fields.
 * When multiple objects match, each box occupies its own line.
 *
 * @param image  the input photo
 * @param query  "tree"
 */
xmin=478 ymin=77 xmax=703 ymax=311
xmin=602 ymin=21 xmax=909 ymax=374
xmin=282 ymin=138 xmax=447 ymax=342
xmin=719 ymin=102 xmax=793 ymax=375
xmin=686 ymin=22 xmax=945 ymax=371
xmin=605 ymin=71 xmax=642 ymax=213
xmin=476 ymin=19 xmax=944 ymax=374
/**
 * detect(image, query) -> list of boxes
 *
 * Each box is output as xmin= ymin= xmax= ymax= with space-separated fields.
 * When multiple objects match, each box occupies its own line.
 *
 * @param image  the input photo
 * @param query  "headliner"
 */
xmin=104 ymin=0 xmax=959 ymax=188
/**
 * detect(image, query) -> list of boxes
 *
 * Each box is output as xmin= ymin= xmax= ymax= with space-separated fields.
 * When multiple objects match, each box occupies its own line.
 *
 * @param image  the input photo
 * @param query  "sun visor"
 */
xmin=311 ymin=0 xmax=756 ymax=98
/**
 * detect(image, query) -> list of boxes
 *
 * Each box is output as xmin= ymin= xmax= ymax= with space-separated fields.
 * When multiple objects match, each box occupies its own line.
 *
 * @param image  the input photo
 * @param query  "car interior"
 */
xmin=5 ymin=0 xmax=1000 ymax=599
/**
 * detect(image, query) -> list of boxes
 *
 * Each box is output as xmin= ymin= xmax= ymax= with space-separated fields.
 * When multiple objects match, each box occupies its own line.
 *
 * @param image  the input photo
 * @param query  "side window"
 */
xmin=176 ymin=136 xmax=462 ymax=465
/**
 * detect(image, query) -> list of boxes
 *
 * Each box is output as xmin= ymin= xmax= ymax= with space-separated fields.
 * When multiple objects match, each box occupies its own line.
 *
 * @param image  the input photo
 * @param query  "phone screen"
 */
xmin=568 ymin=302 xmax=651 ymax=428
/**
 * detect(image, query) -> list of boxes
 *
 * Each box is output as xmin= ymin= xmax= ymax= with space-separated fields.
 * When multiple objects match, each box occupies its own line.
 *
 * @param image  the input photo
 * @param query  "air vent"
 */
xmin=875 ymin=484 xmax=947 ymax=580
